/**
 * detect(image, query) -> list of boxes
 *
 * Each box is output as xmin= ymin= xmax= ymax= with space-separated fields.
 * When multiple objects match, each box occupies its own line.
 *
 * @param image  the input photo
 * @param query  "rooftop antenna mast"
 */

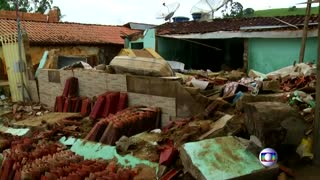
xmin=191 ymin=0 xmax=229 ymax=19
xmin=155 ymin=2 xmax=180 ymax=22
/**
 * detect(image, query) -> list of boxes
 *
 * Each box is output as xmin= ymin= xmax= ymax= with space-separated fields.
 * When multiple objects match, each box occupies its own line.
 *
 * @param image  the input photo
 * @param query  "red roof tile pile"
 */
xmin=156 ymin=15 xmax=319 ymax=35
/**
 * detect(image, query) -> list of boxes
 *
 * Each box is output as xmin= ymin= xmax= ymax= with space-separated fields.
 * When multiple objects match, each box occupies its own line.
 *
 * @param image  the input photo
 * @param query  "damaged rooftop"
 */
xmin=156 ymin=15 xmax=319 ymax=35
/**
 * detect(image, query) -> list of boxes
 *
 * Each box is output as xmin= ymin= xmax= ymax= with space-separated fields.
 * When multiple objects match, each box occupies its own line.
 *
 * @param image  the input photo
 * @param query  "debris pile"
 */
xmin=1 ymin=61 xmax=319 ymax=179
xmin=1 ymin=101 xmax=50 ymax=121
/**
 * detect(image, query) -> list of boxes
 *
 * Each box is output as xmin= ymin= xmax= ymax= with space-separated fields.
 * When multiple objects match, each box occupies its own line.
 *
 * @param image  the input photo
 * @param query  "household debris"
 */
xmin=110 ymin=56 xmax=174 ymax=77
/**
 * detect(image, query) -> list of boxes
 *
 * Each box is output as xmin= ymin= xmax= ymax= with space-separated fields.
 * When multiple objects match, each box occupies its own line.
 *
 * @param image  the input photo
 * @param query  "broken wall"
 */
xmin=28 ymin=45 xmax=122 ymax=66
xmin=37 ymin=69 xmax=206 ymax=126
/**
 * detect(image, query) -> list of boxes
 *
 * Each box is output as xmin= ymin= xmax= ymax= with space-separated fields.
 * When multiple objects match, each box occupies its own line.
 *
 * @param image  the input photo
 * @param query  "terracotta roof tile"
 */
xmin=156 ymin=15 xmax=319 ymax=35
xmin=0 ymin=19 xmax=139 ymax=45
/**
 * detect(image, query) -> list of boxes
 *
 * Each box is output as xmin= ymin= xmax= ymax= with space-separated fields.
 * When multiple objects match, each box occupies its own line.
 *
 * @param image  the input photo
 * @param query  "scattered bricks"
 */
xmin=63 ymin=98 xmax=71 ymax=112
xmin=62 ymin=77 xmax=71 ymax=97
xmin=89 ymin=96 xmax=105 ymax=120
xmin=117 ymin=93 xmax=128 ymax=112
xmin=102 ymin=92 xmax=120 ymax=118
xmin=80 ymin=97 xmax=91 ymax=117
xmin=69 ymin=77 xmax=79 ymax=98
xmin=262 ymin=80 xmax=281 ymax=92
xmin=1 ymin=159 xmax=14 ymax=180
xmin=73 ymin=98 xmax=82 ymax=112
xmin=92 ymin=107 xmax=161 ymax=145
xmin=85 ymin=122 xmax=107 ymax=141
xmin=62 ymin=77 xmax=79 ymax=98
xmin=108 ymin=92 xmax=120 ymax=115
xmin=70 ymin=98 xmax=78 ymax=112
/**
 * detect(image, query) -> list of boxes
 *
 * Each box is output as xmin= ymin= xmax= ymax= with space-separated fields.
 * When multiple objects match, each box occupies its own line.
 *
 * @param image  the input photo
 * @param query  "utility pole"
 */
xmin=15 ymin=0 xmax=26 ymax=102
xmin=313 ymin=1 xmax=320 ymax=165
xmin=299 ymin=0 xmax=312 ymax=63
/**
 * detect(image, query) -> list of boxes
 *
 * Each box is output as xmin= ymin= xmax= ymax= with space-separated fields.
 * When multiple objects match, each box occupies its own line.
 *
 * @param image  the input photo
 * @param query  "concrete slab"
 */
xmin=180 ymin=136 xmax=266 ymax=180
xmin=243 ymin=102 xmax=307 ymax=147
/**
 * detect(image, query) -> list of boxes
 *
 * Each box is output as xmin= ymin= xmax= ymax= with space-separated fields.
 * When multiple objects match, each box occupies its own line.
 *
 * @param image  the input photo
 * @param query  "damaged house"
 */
xmin=0 ymin=9 xmax=139 ymax=101
xmin=126 ymin=15 xmax=318 ymax=73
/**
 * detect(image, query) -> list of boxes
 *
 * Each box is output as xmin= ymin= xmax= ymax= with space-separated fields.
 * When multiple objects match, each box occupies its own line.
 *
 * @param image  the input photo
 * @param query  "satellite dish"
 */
xmin=191 ymin=0 xmax=229 ymax=19
xmin=155 ymin=2 xmax=180 ymax=22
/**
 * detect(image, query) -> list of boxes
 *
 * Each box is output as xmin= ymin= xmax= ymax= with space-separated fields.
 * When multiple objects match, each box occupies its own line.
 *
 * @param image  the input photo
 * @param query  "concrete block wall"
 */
xmin=38 ymin=69 xmax=184 ymax=126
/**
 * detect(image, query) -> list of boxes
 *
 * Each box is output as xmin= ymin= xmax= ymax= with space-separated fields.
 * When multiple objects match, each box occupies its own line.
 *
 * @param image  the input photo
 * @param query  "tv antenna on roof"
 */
xmin=155 ymin=2 xmax=180 ymax=22
xmin=191 ymin=0 xmax=229 ymax=20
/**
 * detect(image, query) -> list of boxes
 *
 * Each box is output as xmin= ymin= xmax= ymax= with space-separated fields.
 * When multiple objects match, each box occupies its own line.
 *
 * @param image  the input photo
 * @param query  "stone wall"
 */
xmin=37 ymin=69 xmax=206 ymax=126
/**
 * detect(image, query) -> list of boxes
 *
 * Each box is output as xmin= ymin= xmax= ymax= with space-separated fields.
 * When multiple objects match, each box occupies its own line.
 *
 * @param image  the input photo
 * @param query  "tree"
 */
xmin=243 ymin=8 xmax=255 ymax=17
xmin=288 ymin=6 xmax=297 ymax=12
xmin=53 ymin=6 xmax=65 ymax=21
xmin=0 ymin=0 xmax=54 ymax=14
xmin=222 ymin=1 xmax=244 ymax=18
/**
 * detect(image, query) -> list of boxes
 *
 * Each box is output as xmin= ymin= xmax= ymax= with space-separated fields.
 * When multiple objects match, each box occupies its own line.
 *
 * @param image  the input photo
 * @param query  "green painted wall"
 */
xmin=248 ymin=38 xmax=317 ymax=74
xmin=128 ymin=29 xmax=156 ymax=49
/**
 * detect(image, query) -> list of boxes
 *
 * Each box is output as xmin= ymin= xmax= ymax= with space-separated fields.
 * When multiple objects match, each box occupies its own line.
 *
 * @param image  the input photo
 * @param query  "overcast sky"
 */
xmin=52 ymin=0 xmax=312 ymax=25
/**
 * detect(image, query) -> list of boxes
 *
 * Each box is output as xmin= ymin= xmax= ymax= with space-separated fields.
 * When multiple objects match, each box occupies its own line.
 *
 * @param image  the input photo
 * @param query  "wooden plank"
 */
xmin=13 ymin=112 xmax=81 ymax=127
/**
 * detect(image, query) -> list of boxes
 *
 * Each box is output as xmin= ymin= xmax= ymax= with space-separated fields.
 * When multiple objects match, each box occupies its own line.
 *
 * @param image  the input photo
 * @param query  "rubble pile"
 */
xmin=0 ymin=100 xmax=49 ymax=122
xmin=1 ymin=62 xmax=319 ymax=179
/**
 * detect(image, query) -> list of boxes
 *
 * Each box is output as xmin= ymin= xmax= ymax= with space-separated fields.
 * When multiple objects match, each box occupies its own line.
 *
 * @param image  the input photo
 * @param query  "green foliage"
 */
xmin=288 ymin=6 xmax=297 ymax=12
xmin=0 ymin=0 xmax=54 ymax=13
xmin=254 ymin=6 xmax=319 ymax=17
xmin=243 ymin=8 xmax=255 ymax=17
xmin=222 ymin=1 xmax=244 ymax=18
xmin=0 ymin=0 xmax=12 ymax=11
xmin=32 ymin=0 xmax=53 ymax=13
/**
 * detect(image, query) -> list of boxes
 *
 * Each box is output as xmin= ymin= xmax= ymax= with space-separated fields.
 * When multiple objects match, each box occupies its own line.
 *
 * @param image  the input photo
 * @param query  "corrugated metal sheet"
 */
xmin=0 ymin=33 xmax=29 ymax=102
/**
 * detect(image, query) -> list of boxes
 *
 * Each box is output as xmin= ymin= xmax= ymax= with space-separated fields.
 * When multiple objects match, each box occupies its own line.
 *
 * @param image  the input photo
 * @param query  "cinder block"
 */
xmin=106 ymin=74 xmax=127 ymax=92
